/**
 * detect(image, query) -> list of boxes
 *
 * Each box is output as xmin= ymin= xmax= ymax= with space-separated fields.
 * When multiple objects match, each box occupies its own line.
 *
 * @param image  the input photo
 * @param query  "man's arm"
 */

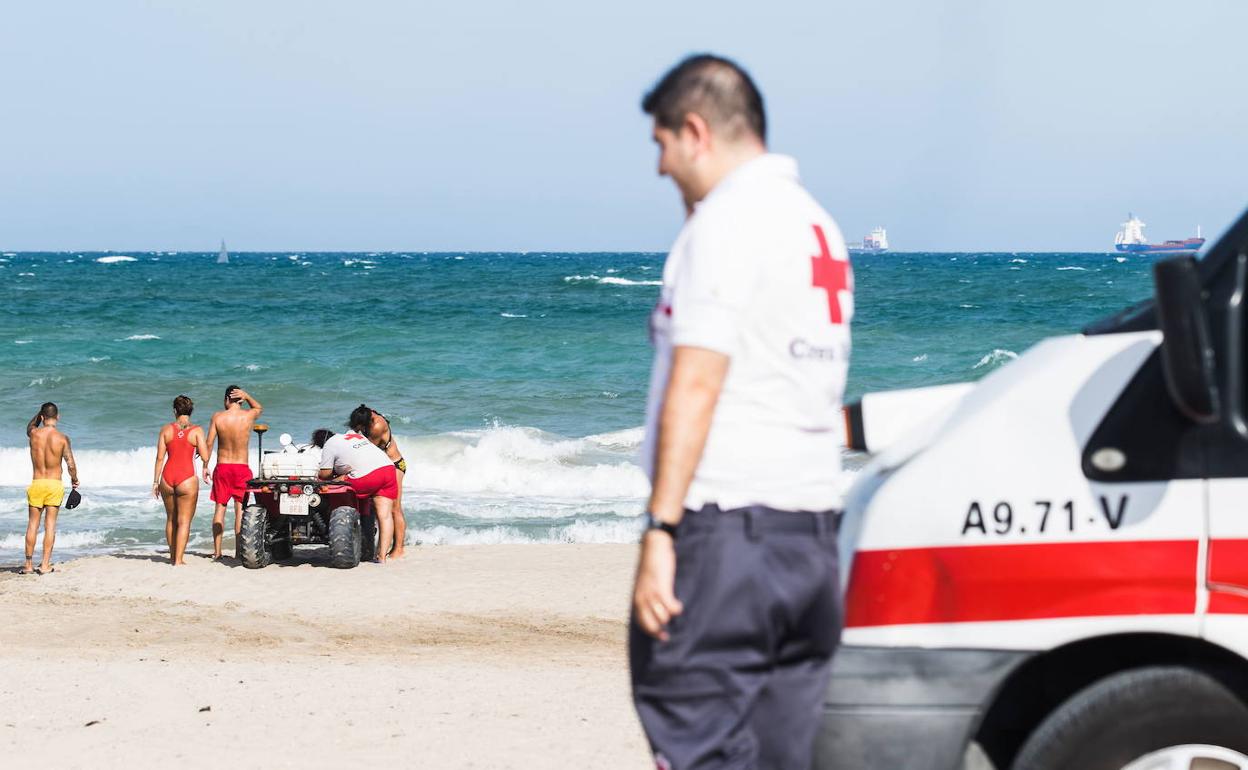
xmin=63 ymin=436 xmax=79 ymax=489
xmin=237 ymin=389 xmax=263 ymax=418
xmin=203 ymin=418 xmax=218 ymax=483
xmin=26 ymin=412 xmax=41 ymax=437
xmin=632 ymin=346 xmax=730 ymax=641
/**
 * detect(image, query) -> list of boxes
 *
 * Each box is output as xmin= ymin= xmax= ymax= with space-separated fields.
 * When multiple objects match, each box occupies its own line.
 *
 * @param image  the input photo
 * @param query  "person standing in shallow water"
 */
xmin=152 ymin=395 xmax=209 ymax=566
xmin=629 ymin=54 xmax=853 ymax=770
xmin=23 ymin=402 xmax=79 ymax=575
xmin=204 ymin=385 xmax=263 ymax=560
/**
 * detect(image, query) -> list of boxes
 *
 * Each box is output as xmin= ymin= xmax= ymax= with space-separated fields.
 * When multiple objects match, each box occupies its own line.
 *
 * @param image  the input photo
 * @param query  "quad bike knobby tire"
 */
xmin=360 ymin=511 xmax=378 ymax=563
xmin=328 ymin=506 xmax=362 ymax=569
xmin=240 ymin=505 xmax=272 ymax=569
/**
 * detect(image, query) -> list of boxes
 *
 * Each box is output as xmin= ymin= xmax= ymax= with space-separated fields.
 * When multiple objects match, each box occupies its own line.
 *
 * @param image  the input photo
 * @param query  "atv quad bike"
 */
xmin=238 ymin=425 xmax=378 ymax=569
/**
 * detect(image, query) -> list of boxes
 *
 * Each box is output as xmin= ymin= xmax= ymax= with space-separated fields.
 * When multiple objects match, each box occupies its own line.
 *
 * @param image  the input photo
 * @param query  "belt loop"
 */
xmin=744 ymin=509 xmax=762 ymax=541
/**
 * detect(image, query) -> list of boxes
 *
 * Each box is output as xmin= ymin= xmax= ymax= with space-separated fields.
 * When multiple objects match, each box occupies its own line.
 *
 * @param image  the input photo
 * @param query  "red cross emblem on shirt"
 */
xmin=344 ymin=433 xmax=365 ymax=440
xmin=810 ymin=224 xmax=851 ymax=324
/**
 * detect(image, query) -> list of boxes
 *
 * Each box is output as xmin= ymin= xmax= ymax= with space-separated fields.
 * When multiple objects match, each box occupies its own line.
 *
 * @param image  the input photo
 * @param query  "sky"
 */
xmin=2 ymin=0 xmax=1246 ymax=252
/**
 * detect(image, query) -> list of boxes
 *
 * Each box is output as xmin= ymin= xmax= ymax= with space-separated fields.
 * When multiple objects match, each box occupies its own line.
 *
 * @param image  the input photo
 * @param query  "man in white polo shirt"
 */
xmin=316 ymin=405 xmax=400 ymax=564
xmin=630 ymin=54 xmax=853 ymax=770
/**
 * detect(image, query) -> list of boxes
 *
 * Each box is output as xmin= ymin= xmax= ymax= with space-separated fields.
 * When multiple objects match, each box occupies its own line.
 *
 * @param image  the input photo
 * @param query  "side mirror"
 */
xmin=1154 ymin=257 xmax=1220 ymax=424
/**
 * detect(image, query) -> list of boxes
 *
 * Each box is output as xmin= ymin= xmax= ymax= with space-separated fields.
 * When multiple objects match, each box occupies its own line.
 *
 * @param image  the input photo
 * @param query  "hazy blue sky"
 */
xmin=3 ymin=1 xmax=1246 ymax=251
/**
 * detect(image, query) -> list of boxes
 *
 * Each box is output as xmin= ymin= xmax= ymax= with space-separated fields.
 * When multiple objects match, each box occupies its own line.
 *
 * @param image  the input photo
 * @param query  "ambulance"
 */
xmin=817 ymin=211 xmax=1248 ymax=770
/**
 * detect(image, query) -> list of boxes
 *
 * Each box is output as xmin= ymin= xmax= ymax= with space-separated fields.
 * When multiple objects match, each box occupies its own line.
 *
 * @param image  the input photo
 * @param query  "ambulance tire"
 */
xmin=1012 ymin=666 xmax=1248 ymax=770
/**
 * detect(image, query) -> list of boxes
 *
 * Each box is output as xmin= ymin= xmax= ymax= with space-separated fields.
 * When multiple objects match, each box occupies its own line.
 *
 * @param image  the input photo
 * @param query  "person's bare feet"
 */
xmin=389 ymin=547 xmax=407 ymax=560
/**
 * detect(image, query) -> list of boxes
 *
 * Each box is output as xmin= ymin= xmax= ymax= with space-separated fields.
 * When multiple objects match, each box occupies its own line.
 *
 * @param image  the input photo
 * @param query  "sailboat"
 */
xmin=217 ymin=240 xmax=229 ymax=264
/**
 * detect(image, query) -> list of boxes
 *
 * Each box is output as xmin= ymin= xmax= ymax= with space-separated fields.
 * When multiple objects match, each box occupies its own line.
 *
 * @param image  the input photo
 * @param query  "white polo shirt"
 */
xmin=641 ymin=153 xmax=853 ymax=512
xmin=319 ymin=432 xmax=392 ymax=479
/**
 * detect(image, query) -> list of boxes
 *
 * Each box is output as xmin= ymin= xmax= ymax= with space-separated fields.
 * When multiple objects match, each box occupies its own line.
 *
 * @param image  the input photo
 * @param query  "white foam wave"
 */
xmin=89 ymin=356 xmax=110 ymax=362
xmin=96 ymin=256 xmax=137 ymax=264
xmin=0 ymin=530 xmax=109 ymax=550
xmin=500 ymin=313 xmax=527 ymax=318
xmin=912 ymin=354 xmax=929 ymax=362
xmin=1010 ymin=258 xmax=1028 ymax=264
xmin=14 ymin=340 xmax=31 ymax=345
xmin=398 ymin=425 xmax=648 ymax=499
xmin=1056 ymin=266 xmax=1088 ymax=271
xmin=563 ymin=274 xmax=662 ymax=287
xmin=1115 ymin=257 xmax=1127 ymax=263
xmin=121 ymin=334 xmax=160 ymax=341
xmin=2 ymin=252 xmax=15 ymax=257
xmin=408 ymin=518 xmax=642 ymax=545
xmin=18 ymin=272 xmax=35 ymax=277
xmin=973 ymin=349 xmax=1019 ymax=370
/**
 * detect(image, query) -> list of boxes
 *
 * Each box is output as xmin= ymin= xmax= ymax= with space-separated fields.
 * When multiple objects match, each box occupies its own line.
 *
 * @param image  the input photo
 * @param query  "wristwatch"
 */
xmin=643 ymin=511 xmax=679 ymax=540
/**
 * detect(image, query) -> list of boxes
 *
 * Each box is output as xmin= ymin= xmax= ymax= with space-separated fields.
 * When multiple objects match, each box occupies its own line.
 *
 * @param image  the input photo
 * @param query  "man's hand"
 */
xmin=203 ymin=468 xmax=212 ymax=484
xmin=632 ymin=531 xmax=683 ymax=641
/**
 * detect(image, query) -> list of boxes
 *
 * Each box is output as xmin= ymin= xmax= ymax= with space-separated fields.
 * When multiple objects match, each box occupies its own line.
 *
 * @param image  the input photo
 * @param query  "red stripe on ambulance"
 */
xmin=845 ymin=540 xmax=1198 ymax=627
xmin=1208 ymin=538 xmax=1248 ymax=614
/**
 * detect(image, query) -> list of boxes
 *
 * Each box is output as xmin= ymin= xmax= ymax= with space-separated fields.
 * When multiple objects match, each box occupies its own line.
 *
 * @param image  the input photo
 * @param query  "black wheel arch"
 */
xmin=973 ymin=632 xmax=1248 ymax=769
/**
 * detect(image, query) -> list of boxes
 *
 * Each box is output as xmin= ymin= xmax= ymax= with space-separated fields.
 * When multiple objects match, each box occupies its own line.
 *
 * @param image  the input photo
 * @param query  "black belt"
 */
xmin=682 ymin=504 xmax=841 ymax=540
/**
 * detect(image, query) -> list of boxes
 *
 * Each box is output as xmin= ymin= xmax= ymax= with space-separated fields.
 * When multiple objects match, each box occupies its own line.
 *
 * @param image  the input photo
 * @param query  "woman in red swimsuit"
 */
xmin=152 ymin=395 xmax=210 ymax=565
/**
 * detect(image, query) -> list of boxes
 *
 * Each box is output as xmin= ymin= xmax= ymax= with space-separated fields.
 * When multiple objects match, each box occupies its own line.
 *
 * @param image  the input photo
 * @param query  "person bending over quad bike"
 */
xmin=314 ymin=408 xmax=400 ymax=564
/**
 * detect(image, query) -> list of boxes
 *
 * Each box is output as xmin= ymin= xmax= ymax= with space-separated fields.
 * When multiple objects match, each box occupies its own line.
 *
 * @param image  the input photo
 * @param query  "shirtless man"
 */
xmin=23 ymin=402 xmax=78 ymax=575
xmin=361 ymin=404 xmax=408 ymax=559
xmin=204 ymin=385 xmax=263 ymax=560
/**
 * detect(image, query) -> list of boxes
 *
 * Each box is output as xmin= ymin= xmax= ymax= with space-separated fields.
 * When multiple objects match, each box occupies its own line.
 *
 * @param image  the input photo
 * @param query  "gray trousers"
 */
xmin=630 ymin=504 xmax=843 ymax=770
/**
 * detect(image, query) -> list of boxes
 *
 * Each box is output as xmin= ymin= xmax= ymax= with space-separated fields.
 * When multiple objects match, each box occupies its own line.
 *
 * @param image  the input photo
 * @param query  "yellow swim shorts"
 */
xmin=26 ymin=479 xmax=65 ymax=508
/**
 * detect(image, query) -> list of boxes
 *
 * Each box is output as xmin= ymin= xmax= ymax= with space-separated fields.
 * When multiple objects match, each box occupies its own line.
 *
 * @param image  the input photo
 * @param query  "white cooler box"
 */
xmin=261 ymin=445 xmax=322 ymax=479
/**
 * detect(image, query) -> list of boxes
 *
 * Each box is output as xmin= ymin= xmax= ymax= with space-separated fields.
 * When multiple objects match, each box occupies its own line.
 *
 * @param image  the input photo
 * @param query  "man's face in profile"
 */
xmin=653 ymin=122 xmax=698 ymax=209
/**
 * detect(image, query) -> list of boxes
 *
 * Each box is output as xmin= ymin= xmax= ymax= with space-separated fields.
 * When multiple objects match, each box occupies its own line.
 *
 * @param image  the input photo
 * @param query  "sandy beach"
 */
xmin=0 ymin=544 xmax=649 ymax=769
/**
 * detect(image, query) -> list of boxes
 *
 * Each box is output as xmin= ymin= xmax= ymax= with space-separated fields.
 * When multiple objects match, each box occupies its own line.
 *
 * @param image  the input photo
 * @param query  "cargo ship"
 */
xmin=848 ymin=226 xmax=889 ymax=255
xmin=1114 ymin=214 xmax=1204 ymax=255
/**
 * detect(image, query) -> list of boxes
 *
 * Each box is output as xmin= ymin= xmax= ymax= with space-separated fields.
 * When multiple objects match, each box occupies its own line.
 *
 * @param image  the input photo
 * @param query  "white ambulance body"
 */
xmin=816 ymin=212 xmax=1248 ymax=770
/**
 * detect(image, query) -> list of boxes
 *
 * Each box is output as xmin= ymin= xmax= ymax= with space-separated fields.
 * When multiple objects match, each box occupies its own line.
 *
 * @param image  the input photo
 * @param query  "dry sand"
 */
xmin=0 ymin=544 xmax=650 ymax=769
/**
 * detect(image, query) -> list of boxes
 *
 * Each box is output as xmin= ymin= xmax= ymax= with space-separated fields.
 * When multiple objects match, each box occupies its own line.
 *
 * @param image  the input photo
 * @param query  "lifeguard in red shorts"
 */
xmin=204 ymin=385 xmax=263 ymax=560
xmin=316 ymin=405 xmax=400 ymax=564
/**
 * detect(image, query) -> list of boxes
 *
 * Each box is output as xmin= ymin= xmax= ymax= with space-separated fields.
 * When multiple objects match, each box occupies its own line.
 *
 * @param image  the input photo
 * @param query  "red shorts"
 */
xmin=349 ymin=465 xmax=398 ymax=500
xmin=211 ymin=463 xmax=253 ymax=505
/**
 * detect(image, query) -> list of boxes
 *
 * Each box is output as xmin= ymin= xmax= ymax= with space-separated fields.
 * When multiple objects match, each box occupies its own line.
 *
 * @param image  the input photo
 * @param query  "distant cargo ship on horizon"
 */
xmin=848 ymin=226 xmax=889 ymax=254
xmin=1114 ymin=214 xmax=1204 ymax=255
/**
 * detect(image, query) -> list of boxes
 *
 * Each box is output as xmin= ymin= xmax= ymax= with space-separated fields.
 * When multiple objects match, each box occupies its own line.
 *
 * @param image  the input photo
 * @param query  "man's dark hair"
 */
xmin=311 ymin=428 xmax=334 ymax=448
xmin=225 ymin=384 xmax=241 ymax=404
xmin=642 ymin=54 xmax=766 ymax=142
xmin=173 ymin=395 xmax=194 ymax=416
xmin=39 ymin=402 xmax=58 ymax=420
xmin=348 ymin=404 xmax=373 ymax=433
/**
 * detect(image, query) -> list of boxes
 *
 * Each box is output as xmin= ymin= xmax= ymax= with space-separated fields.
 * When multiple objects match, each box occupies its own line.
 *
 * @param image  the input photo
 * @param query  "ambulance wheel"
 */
xmin=1012 ymin=666 xmax=1248 ymax=770
xmin=360 ymin=511 xmax=378 ymax=563
xmin=327 ymin=506 xmax=361 ymax=569
xmin=239 ymin=506 xmax=272 ymax=569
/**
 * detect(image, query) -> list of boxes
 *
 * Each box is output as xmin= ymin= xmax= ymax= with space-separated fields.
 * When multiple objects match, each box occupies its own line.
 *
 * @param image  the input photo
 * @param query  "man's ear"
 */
xmin=682 ymin=112 xmax=713 ymax=157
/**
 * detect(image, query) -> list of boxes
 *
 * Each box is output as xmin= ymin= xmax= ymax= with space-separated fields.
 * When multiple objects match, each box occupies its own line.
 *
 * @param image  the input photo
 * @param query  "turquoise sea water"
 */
xmin=0 ymin=250 xmax=1157 ymax=559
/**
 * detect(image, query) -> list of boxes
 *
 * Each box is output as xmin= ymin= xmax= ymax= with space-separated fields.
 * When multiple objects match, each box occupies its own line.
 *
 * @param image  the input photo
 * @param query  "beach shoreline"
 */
xmin=0 ymin=544 xmax=649 ymax=769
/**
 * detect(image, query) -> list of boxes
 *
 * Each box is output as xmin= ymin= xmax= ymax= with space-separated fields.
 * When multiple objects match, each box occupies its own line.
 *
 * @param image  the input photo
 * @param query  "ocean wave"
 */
xmin=14 ymin=340 xmax=31 ymax=345
xmin=973 ymin=349 xmax=1019 ymax=369
xmin=120 ymin=334 xmax=160 ymax=341
xmin=0 ymin=423 xmax=647 ymax=499
xmin=408 ymin=518 xmax=643 ymax=545
xmin=1115 ymin=257 xmax=1127 ymax=263
xmin=563 ymin=274 xmax=662 ymax=287
xmin=0 ymin=530 xmax=109 ymax=550
xmin=1056 ymin=266 xmax=1088 ymax=271
xmin=500 ymin=313 xmax=527 ymax=318
xmin=96 ymin=256 xmax=137 ymax=264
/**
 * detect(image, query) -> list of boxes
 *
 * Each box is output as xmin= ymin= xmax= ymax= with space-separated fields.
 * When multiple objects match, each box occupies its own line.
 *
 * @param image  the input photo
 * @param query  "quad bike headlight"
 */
xmin=279 ymin=483 xmax=289 ymax=493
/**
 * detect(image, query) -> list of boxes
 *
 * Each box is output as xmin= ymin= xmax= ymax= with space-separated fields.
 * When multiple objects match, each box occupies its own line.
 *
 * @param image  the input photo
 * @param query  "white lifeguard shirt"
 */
xmin=641 ymin=153 xmax=853 ymax=512
xmin=319 ymin=432 xmax=392 ymax=479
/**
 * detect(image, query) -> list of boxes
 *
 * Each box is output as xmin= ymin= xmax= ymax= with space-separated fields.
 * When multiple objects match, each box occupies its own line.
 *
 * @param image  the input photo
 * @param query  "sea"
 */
xmin=0 ymin=249 xmax=1153 ymax=562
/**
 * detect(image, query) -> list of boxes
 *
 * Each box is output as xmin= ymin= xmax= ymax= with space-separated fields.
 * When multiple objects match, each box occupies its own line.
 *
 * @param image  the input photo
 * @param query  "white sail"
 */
xmin=217 ymin=240 xmax=229 ymax=264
